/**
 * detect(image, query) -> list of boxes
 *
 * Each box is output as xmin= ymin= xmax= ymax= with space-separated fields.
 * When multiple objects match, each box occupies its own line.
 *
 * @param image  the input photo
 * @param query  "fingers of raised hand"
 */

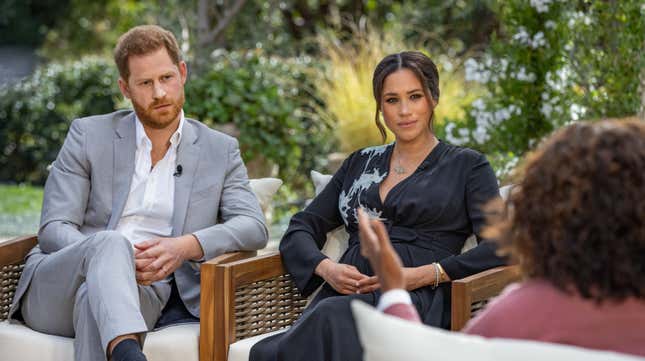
xmin=371 ymin=219 xmax=391 ymax=250
xmin=358 ymin=209 xmax=380 ymax=257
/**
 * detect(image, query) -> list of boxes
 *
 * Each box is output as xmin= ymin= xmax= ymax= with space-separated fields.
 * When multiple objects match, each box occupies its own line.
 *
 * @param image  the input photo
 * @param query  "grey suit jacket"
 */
xmin=11 ymin=110 xmax=268 ymax=318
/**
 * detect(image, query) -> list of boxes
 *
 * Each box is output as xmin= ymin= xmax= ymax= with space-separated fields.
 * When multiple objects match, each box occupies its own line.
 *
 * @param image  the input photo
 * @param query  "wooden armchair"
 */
xmin=199 ymin=250 xmax=522 ymax=361
xmin=0 ymin=235 xmax=258 ymax=361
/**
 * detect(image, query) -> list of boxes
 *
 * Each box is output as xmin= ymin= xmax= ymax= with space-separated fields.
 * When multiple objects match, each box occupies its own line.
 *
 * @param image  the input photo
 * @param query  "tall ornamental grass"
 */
xmin=314 ymin=26 xmax=481 ymax=153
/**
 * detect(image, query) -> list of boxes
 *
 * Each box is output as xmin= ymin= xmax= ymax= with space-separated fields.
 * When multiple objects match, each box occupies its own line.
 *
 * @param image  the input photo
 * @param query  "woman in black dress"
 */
xmin=250 ymin=51 xmax=505 ymax=361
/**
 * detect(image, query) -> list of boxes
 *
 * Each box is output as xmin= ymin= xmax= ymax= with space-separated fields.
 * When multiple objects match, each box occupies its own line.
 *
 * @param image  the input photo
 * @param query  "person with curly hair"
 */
xmin=359 ymin=119 xmax=645 ymax=356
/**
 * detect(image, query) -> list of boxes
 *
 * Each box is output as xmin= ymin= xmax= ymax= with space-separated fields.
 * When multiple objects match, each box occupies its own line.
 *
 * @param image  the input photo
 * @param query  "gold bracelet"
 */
xmin=432 ymin=263 xmax=440 ymax=289
xmin=435 ymin=262 xmax=446 ymax=282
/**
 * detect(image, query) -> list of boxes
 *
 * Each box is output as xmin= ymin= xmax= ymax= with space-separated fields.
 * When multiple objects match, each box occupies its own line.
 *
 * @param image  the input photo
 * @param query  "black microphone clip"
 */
xmin=173 ymin=164 xmax=183 ymax=177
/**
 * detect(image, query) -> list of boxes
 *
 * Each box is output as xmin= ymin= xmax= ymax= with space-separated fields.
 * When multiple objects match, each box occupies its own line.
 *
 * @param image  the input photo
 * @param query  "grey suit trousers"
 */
xmin=19 ymin=231 xmax=171 ymax=361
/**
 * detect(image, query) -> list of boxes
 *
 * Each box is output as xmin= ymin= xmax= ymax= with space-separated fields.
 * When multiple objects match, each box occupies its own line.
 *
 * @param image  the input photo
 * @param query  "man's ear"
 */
xmin=118 ymin=77 xmax=131 ymax=99
xmin=179 ymin=61 xmax=187 ymax=85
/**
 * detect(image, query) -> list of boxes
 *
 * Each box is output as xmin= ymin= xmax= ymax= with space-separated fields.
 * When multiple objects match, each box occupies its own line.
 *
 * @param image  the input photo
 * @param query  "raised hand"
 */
xmin=357 ymin=208 xmax=405 ymax=292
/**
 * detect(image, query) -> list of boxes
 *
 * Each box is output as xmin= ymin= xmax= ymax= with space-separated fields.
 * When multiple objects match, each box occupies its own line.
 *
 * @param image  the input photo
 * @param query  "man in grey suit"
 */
xmin=8 ymin=25 xmax=268 ymax=361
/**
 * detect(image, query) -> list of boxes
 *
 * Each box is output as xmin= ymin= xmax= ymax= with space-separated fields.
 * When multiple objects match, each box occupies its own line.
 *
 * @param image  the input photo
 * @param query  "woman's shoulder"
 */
xmin=342 ymin=143 xmax=393 ymax=167
xmin=435 ymin=142 xmax=491 ymax=173
xmin=356 ymin=143 xmax=392 ymax=158
xmin=440 ymin=141 xmax=486 ymax=162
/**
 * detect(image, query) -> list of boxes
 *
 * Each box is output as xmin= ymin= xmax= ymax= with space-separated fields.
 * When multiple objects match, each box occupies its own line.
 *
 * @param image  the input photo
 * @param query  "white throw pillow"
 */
xmin=249 ymin=178 xmax=282 ymax=228
xmin=249 ymin=178 xmax=283 ymax=213
xmin=351 ymin=301 xmax=639 ymax=361
xmin=310 ymin=170 xmax=333 ymax=195
xmin=310 ymin=170 xmax=349 ymax=262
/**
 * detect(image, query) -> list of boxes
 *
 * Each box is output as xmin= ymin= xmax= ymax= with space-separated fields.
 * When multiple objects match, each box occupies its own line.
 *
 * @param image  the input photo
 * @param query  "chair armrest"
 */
xmin=0 ymin=234 xmax=38 ymax=266
xmin=200 ymin=251 xmax=306 ymax=361
xmin=450 ymin=265 xmax=522 ymax=331
xmin=0 ymin=234 xmax=38 ymax=321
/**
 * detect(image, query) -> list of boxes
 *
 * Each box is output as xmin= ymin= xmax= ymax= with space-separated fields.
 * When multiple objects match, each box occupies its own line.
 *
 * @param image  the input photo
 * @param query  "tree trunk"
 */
xmin=193 ymin=0 xmax=247 ymax=75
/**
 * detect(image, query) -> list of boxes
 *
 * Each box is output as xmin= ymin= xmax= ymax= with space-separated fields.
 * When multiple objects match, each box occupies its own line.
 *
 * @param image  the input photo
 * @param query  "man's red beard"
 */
xmin=133 ymin=91 xmax=185 ymax=130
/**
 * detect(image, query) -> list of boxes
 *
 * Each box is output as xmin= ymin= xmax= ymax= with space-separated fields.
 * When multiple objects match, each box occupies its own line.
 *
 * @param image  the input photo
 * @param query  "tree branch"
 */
xmin=200 ymin=0 xmax=247 ymax=45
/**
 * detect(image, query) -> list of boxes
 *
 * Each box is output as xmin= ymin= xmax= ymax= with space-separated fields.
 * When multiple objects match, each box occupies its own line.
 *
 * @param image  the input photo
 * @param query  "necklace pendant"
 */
xmin=393 ymin=165 xmax=406 ymax=175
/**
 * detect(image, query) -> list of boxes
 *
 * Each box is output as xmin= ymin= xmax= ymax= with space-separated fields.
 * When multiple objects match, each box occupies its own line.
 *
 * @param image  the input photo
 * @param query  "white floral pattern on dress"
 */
xmin=338 ymin=144 xmax=390 ymax=225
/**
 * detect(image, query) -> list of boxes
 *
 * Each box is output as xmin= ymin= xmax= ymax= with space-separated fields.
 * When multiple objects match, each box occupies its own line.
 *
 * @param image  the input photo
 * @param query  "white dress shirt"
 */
xmin=116 ymin=112 xmax=185 ymax=246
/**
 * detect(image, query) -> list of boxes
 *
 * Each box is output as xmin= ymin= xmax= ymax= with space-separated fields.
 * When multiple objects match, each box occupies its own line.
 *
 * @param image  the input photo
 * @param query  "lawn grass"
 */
xmin=0 ymin=184 xmax=43 ymax=237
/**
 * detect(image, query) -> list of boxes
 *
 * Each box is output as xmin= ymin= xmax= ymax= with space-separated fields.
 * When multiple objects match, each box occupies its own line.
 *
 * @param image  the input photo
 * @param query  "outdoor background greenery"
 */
xmin=1 ymin=0 xmax=643 ymax=237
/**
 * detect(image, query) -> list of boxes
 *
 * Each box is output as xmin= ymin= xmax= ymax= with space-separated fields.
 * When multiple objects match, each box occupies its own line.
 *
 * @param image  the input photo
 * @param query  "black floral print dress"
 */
xmin=250 ymin=141 xmax=505 ymax=361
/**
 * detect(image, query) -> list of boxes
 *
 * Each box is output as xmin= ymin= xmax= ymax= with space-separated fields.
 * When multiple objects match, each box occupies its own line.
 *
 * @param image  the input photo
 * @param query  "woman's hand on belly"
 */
xmin=315 ymin=258 xmax=370 ymax=295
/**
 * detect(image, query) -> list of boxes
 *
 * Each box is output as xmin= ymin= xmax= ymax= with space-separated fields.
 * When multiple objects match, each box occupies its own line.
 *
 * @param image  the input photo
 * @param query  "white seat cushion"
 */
xmin=0 ymin=320 xmax=200 ymax=361
xmin=227 ymin=330 xmax=286 ymax=361
xmin=351 ymin=300 xmax=640 ymax=361
xmin=144 ymin=323 xmax=200 ymax=361
xmin=0 ymin=321 xmax=74 ymax=361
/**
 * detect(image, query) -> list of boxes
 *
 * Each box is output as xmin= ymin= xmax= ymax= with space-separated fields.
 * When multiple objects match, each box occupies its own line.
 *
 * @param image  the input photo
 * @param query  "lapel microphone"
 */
xmin=173 ymin=164 xmax=183 ymax=177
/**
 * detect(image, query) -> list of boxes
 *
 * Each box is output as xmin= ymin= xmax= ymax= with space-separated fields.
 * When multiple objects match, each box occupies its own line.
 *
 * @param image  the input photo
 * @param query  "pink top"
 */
xmin=464 ymin=279 xmax=645 ymax=357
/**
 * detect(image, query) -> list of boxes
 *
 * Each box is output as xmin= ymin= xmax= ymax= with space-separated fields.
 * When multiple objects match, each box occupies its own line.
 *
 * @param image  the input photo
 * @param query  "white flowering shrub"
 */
xmin=437 ymin=0 xmax=644 ymax=182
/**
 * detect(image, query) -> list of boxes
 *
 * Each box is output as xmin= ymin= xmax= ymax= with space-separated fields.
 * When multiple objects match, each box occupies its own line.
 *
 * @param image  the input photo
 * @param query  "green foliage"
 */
xmin=1 ymin=52 xmax=334 ymax=198
xmin=441 ymin=0 xmax=644 ymax=180
xmin=39 ymin=0 xmax=159 ymax=59
xmin=0 ymin=57 xmax=121 ymax=184
xmin=565 ymin=0 xmax=645 ymax=119
xmin=0 ymin=184 xmax=43 ymax=214
xmin=184 ymin=50 xmax=335 ymax=191
xmin=383 ymin=0 xmax=499 ymax=56
xmin=0 ymin=184 xmax=43 ymax=237
xmin=36 ymin=1 xmax=501 ymax=75
xmin=0 ymin=0 xmax=69 ymax=46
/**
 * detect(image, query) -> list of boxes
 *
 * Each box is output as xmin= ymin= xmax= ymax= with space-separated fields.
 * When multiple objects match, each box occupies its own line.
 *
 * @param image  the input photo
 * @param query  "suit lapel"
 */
xmin=107 ymin=113 xmax=136 ymax=230
xmin=171 ymin=119 xmax=200 ymax=236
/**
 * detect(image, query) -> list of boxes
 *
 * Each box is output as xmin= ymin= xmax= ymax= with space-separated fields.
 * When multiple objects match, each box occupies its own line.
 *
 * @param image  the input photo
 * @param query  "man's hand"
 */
xmin=358 ymin=208 xmax=405 ymax=292
xmin=315 ymin=258 xmax=370 ymax=295
xmin=134 ymin=234 xmax=203 ymax=286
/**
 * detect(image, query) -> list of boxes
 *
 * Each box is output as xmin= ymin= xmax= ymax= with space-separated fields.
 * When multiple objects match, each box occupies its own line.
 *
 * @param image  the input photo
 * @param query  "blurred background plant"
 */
xmin=0 ymin=0 xmax=642 ymax=237
xmin=0 ymin=57 xmax=121 ymax=184
xmin=314 ymin=24 xmax=482 ymax=153
xmin=184 ymin=49 xmax=335 ymax=195
xmin=443 ymin=0 xmax=644 ymax=183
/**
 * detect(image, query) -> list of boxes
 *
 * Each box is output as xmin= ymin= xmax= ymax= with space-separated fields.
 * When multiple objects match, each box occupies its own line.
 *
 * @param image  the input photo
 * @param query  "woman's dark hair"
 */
xmin=485 ymin=119 xmax=645 ymax=302
xmin=372 ymin=51 xmax=440 ymax=143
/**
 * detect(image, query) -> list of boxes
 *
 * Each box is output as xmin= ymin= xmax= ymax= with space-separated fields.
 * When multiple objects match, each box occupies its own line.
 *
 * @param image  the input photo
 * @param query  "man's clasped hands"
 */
xmin=133 ymin=234 xmax=204 ymax=286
